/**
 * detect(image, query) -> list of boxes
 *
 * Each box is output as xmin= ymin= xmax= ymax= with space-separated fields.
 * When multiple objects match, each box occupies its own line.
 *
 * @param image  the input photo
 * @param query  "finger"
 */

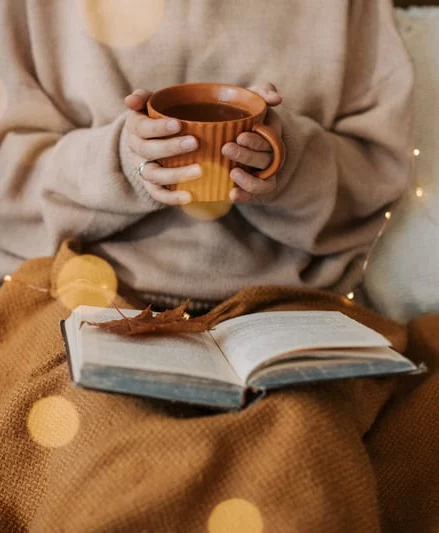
xmin=222 ymin=142 xmax=272 ymax=170
xmin=236 ymin=132 xmax=272 ymax=152
xmin=126 ymin=111 xmax=181 ymax=139
xmin=229 ymin=187 xmax=253 ymax=203
xmin=230 ymin=168 xmax=277 ymax=195
xmin=144 ymin=181 xmax=192 ymax=206
xmin=128 ymin=133 xmax=198 ymax=160
xmin=125 ymin=89 xmax=152 ymax=111
xmin=140 ymin=162 xmax=202 ymax=186
xmin=248 ymin=83 xmax=282 ymax=106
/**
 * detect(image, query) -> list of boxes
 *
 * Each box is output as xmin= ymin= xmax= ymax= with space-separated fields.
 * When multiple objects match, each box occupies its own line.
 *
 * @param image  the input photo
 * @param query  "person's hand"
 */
xmin=221 ymin=83 xmax=283 ymax=203
xmin=123 ymin=89 xmax=201 ymax=205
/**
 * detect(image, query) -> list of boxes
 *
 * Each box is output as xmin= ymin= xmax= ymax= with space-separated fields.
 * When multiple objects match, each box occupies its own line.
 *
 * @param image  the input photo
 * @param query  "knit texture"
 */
xmin=0 ymin=0 xmax=414 ymax=304
xmin=1 ymin=242 xmax=438 ymax=532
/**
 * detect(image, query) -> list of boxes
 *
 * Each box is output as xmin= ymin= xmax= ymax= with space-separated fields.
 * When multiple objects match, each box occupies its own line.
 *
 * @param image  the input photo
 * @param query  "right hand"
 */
xmin=123 ymin=89 xmax=201 ymax=205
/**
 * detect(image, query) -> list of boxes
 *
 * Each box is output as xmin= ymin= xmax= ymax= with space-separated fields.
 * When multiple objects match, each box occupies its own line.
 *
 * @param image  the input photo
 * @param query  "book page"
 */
xmin=75 ymin=306 xmax=242 ymax=386
xmin=210 ymin=311 xmax=391 ymax=382
xmin=248 ymin=349 xmax=416 ymax=389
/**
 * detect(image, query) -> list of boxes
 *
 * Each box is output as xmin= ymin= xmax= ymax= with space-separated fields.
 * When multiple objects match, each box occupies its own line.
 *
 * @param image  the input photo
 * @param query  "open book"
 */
xmin=61 ymin=306 xmax=420 ymax=411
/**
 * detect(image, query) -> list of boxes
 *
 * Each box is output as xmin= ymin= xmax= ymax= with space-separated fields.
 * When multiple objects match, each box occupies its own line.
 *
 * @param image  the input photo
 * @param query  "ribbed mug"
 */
xmin=147 ymin=82 xmax=285 ymax=202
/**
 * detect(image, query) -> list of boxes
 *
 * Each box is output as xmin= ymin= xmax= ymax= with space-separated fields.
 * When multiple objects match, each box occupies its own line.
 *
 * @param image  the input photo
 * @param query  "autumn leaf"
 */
xmin=80 ymin=300 xmax=230 ymax=336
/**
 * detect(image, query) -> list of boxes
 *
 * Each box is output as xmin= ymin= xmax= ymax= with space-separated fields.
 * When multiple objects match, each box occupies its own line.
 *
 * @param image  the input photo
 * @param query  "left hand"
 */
xmin=221 ymin=83 xmax=283 ymax=203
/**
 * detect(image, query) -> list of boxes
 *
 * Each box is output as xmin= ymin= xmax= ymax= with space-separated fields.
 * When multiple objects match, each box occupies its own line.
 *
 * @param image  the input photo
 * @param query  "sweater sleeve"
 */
xmin=235 ymin=0 xmax=414 ymax=289
xmin=0 ymin=2 xmax=163 ymax=263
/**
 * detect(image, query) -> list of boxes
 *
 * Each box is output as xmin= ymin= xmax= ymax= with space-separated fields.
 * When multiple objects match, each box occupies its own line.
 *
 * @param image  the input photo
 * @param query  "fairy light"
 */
xmin=346 ymin=292 xmax=355 ymax=300
xmin=412 ymin=148 xmax=426 ymax=199
xmin=362 ymin=144 xmax=429 ymax=278
xmin=1 ymin=274 xmax=49 ymax=293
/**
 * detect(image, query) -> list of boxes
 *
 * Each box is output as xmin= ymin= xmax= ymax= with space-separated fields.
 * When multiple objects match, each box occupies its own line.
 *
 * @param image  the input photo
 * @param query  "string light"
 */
xmin=412 ymin=148 xmax=436 ymax=225
xmin=412 ymin=148 xmax=429 ymax=203
xmin=413 ymin=148 xmax=421 ymax=198
xmin=1 ymin=274 xmax=49 ymax=293
xmin=1 ymin=137 xmax=428 ymax=314
xmin=363 ymin=143 xmax=434 ymax=279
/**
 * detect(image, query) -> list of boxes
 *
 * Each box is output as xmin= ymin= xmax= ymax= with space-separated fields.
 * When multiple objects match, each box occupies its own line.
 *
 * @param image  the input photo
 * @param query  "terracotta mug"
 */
xmin=147 ymin=82 xmax=285 ymax=203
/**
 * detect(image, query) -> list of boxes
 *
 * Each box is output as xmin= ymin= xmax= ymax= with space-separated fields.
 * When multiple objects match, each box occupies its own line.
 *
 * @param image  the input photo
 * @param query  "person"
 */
xmin=0 ymin=0 xmax=414 ymax=314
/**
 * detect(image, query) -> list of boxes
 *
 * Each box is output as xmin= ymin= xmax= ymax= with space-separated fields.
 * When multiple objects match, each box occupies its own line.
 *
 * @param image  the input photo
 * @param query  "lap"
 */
xmin=0 ymin=244 xmax=399 ymax=532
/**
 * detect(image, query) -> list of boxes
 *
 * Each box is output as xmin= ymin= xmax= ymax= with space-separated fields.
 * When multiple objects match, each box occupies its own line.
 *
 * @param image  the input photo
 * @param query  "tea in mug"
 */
xmin=162 ymin=102 xmax=250 ymax=122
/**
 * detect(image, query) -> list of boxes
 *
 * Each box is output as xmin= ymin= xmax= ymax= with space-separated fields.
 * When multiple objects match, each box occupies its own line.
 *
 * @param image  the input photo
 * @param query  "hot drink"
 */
xmin=147 ymin=83 xmax=285 ymax=202
xmin=162 ymin=102 xmax=250 ymax=122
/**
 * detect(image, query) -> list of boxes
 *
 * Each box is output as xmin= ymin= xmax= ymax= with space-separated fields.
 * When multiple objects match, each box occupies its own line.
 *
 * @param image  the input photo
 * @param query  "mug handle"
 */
xmin=251 ymin=123 xmax=286 ymax=180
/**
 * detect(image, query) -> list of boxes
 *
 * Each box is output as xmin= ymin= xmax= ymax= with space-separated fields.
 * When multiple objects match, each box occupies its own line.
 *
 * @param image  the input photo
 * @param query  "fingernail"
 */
xmin=229 ymin=188 xmax=238 ymax=202
xmin=132 ymin=89 xmax=148 ymax=96
xmin=166 ymin=120 xmax=180 ymax=133
xmin=181 ymin=137 xmax=197 ymax=150
xmin=222 ymin=144 xmax=236 ymax=158
xmin=179 ymin=192 xmax=192 ymax=205
xmin=230 ymin=168 xmax=243 ymax=180
xmin=185 ymin=165 xmax=202 ymax=178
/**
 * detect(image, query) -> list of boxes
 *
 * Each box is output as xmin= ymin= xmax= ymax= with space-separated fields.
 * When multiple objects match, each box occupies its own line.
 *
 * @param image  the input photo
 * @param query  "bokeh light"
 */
xmin=77 ymin=0 xmax=166 ymax=47
xmin=55 ymin=254 xmax=118 ymax=310
xmin=182 ymin=201 xmax=232 ymax=221
xmin=207 ymin=499 xmax=264 ymax=533
xmin=178 ymin=161 xmax=235 ymax=217
xmin=27 ymin=396 xmax=80 ymax=448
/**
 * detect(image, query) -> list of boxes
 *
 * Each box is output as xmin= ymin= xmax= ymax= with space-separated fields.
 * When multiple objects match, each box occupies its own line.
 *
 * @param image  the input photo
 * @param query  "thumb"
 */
xmin=248 ymin=83 xmax=282 ymax=107
xmin=124 ymin=89 xmax=152 ymax=111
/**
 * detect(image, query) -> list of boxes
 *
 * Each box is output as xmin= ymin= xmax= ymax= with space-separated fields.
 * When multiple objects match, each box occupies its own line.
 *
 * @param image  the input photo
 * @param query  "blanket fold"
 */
xmin=0 ymin=241 xmax=437 ymax=533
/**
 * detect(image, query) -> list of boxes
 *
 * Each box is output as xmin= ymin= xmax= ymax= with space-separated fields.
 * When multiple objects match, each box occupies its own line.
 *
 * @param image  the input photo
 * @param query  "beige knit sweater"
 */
xmin=0 ymin=0 xmax=413 ymax=310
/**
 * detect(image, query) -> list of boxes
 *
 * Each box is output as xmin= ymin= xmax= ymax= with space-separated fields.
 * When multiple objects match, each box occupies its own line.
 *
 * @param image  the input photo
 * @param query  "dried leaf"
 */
xmin=81 ymin=300 xmax=220 ymax=336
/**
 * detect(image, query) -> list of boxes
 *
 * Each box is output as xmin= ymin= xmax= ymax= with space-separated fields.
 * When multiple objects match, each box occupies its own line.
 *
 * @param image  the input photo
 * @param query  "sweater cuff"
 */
xmin=242 ymin=111 xmax=312 ymax=208
xmin=118 ymin=114 xmax=166 ymax=212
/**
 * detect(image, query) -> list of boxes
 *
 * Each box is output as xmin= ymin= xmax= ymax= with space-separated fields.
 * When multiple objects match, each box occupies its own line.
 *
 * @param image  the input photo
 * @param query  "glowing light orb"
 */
xmin=56 ymin=254 xmax=117 ymax=310
xmin=78 ymin=0 xmax=166 ymax=48
xmin=27 ymin=396 xmax=80 ymax=448
xmin=207 ymin=499 xmax=264 ymax=533
xmin=182 ymin=201 xmax=232 ymax=221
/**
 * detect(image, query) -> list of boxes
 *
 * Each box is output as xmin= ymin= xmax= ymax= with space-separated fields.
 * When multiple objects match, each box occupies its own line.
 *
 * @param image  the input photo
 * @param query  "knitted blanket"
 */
xmin=0 ymin=241 xmax=437 ymax=532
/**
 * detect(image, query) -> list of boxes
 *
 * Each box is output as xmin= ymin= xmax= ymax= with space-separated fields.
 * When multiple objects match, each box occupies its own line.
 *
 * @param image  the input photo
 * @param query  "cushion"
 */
xmin=363 ymin=7 xmax=439 ymax=323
